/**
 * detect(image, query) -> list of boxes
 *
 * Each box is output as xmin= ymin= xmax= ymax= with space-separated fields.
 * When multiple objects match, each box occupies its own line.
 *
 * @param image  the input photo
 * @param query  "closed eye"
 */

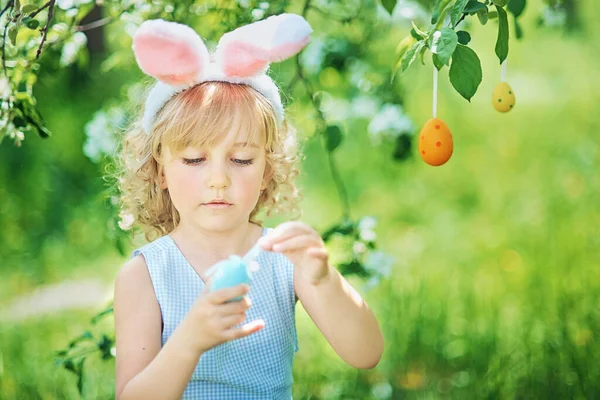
xmin=182 ymin=158 xmax=205 ymax=165
xmin=233 ymin=159 xmax=254 ymax=166
xmin=182 ymin=158 xmax=254 ymax=166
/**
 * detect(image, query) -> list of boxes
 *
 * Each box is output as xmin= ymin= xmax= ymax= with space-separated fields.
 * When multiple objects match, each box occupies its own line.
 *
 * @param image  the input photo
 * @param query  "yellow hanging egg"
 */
xmin=418 ymin=118 xmax=453 ymax=166
xmin=492 ymin=82 xmax=516 ymax=112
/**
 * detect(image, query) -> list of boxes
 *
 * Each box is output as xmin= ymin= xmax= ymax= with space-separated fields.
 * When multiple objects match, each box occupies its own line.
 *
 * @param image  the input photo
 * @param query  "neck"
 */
xmin=169 ymin=220 xmax=262 ymax=264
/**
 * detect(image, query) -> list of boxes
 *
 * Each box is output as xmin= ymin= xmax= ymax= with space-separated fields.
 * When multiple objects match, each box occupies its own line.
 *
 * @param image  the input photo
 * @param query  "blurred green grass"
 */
xmin=2 ymin=1 xmax=600 ymax=399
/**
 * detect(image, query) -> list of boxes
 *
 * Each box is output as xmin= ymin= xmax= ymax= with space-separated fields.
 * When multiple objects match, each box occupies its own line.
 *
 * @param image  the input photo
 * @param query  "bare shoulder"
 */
xmin=114 ymin=254 xmax=162 ymax=398
xmin=115 ymin=254 xmax=153 ymax=294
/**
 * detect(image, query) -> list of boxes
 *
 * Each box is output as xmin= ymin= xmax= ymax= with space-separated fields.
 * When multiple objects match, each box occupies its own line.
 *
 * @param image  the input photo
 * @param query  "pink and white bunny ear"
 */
xmin=214 ymin=13 xmax=312 ymax=77
xmin=132 ymin=19 xmax=210 ymax=86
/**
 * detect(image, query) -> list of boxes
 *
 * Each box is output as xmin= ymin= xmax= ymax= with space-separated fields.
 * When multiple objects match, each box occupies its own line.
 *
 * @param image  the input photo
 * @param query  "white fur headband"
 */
xmin=132 ymin=14 xmax=313 ymax=134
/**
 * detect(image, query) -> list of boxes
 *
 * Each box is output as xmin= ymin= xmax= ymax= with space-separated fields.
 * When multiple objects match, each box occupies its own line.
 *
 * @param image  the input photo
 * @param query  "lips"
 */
xmin=202 ymin=199 xmax=233 ymax=208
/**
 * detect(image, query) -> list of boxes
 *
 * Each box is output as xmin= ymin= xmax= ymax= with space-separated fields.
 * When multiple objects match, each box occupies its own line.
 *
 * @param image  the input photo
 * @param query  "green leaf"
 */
xmin=13 ymin=115 xmax=26 ymax=127
xmin=431 ymin=0 xmax=453 ymax=25
xmin=514 ymin=17 xmax=524 ymax=39
xmin=91 ymin=306 xmax=114 ymax=324
xmin=393 ymin=134 xmax=412 ymax=161
xmin=457 ymin=30 xmax=471 ymax=44
xmin=24 ymin=18 xmax=39 ymax=29
xmin=8 ymin=26 xmax=17 ymax=46
xmin=430 ymin=28 xmax=458 ymax=66
xmin=325 ymin=125 xmax=343 ymax=152
xmin=492 ymin=0 xmax=508 ymax=6
xmin=411 ymin=21 xmax=428 ymax=39
xmin=410 ymin=28 xmax=421 ymax=40
xmin=432 ymin=54 xmax=445 ymax=70
xmin=477 ymin=8 xmax=488 ymax=24
xmin=495 ymin=5 xmax=509 ymax=63
xmin=450 ymin=0 xmax=470 ymax=27
xmin=450 ymin=0 xmax=469 ymax=27
xmin=449 ymin=44 xmax=482 ymax=101
xmin=417 ymin=43 xmax=428 ymax=65
xmin=488 ymin=10 xmax=498 ymax=19
xmin=508 ymin=0 xmax=526 ymax=18
xmin=381 ymin=0 xmax=397 ymax=15
xmin=322 ymin=219 xmax=356 ymax=242
xmin=396 ymin=35 xmax=417 ymax=59
xmin=22 ymin=4 xmax=38 ymax=14
xmin=393 ymin=40 xmax=424 ymax=77
xmin=18 ymin=100 xmax=52 ymax=138
xmin=63 ymin=360 xmax=77 ymax=374
xmin=115 ymin=236 xmax=126 ymax=256
xmin=463 ymin=0 xmax=487 ymax=14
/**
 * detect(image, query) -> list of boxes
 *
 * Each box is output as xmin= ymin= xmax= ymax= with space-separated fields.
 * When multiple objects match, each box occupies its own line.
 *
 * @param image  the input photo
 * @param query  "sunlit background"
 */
xmin=1 ymin=0 xmax=599 ymax=398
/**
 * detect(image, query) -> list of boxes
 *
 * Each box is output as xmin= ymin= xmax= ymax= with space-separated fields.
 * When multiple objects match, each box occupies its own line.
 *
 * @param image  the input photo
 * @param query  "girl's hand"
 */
xmin=188 ymin=282 xmax=265 ymax=354
xmin=258 ymin=221 xmax=331 ymax=285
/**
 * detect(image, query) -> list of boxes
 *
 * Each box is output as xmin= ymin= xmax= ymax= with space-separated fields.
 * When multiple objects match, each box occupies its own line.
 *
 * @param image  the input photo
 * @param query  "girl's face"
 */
xmin=160 ymin=128 xmax=269 ymax=232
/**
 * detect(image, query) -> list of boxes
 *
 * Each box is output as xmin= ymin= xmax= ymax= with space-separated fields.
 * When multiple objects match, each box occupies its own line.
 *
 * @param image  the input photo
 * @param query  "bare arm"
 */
xmin=294 ymin=264 xmax=384 ymax=369
xmin=114 ymin=255 xmax=202 ymax=400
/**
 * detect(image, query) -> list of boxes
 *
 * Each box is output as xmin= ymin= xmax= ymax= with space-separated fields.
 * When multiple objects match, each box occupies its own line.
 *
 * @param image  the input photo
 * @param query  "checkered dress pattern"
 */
xmin=130 ymin=227 xmax=299 ymax=399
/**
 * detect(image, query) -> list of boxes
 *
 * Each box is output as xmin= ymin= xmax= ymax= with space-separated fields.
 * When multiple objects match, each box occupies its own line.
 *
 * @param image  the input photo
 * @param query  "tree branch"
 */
xmin=0 ymin=0 xmax=14 ymax=19
xmin=75 ymin=16 xmax=113 ymax=32
xmin=29 ymin=0 xmax=52 ymax=19
xmin=35 ymin=0 xmax=55 ymax=60
xmin=2 ymin=17 xmax=9 ymax=76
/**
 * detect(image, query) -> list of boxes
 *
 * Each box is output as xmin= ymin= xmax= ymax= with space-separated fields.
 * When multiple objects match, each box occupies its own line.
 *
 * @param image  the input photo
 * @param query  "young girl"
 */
xmin=113 ymin=14 xmax=384 ymax=400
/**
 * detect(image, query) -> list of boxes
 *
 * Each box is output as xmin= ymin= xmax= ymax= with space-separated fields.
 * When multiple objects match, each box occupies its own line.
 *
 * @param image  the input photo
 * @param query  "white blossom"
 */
xmin=371 ymin=381 xmax=393 ymax=399
xmin=83 ymin=107 xmax=125 ymax=163
xmin=358 ymin=215 xmax=377 ymax=231
xmin=358 ymin=216 xmax=377 ymax=242
xmin=364 ymin=250 xmax=395 ymax=277
xmin=300 ymin=37 xmax=326 ymax=75
xmin=60 ymin=32 xmax=87 ymax=67
xmin=541 ymin=5 xmax=567 ymax=27
xmin=251 ymin=8 xmax=265 ymax=20
xmin=118 ymin=210 xmax=135 ymax=231
xmin=0 ymin=77 xmax=11 ymax=99
xmin=351 ymin=95 xmax=380 ymax=119
xmin=320 ymin=94 xmax=351 ymax=122
xmin=368 ymin=103 xmax=414 ymax=145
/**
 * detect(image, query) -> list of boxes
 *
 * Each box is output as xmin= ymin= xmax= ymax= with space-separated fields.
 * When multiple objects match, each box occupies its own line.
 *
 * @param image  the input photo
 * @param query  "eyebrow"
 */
xmin=233 ymin=142 xmax=260 ymax=148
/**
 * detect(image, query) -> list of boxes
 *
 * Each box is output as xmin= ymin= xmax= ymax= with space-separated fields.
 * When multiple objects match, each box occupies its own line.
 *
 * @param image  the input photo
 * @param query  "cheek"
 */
xmin=234 ymin=164 xmax=265 ymax=193
xmin=164 ymin=166 xmax=198 ymax=201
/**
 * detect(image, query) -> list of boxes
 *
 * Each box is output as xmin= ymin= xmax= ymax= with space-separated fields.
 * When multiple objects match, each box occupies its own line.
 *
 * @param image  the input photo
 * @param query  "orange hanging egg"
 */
xmin=492 ymin=82 xmax=516 ymax=112
xmin=418 ymin=118 xmax=453 ymax=166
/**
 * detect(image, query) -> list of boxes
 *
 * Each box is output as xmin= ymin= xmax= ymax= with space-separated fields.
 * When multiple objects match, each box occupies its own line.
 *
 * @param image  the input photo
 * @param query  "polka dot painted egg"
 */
xmin=492 ymin=82 xmax=516 ymax=112
xmin=418 ymin=118 xmax=453 ymax=166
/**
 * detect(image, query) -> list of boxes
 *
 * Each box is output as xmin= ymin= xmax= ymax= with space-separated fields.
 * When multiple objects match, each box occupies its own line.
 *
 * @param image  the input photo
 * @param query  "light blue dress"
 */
xmin=130 ymin=227 xmax=299 ymax=399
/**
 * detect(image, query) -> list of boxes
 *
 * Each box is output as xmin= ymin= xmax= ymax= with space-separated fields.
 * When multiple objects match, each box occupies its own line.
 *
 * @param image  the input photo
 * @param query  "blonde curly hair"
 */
xmin=114 ymin=81 xmax=302 ymax=242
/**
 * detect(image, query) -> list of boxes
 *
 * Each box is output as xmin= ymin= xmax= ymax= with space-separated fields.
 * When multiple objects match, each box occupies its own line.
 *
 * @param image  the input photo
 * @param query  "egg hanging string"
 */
xmin=501 ymin=55 xmax=508 ymax=82
xmin=432 ymin=64 xmax=438 ymax=118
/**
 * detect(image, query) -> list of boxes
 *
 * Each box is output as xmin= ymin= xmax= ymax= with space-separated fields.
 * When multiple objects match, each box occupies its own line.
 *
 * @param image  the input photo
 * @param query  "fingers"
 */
xmin=220 ymin=313 xmax=247 ymax=328
xmin=224 ymin=319 xmax=265 ymax=340
xmin=217 ymin=295 xmax=252 ymax=315
xmin=307 ymin=247 xmax=329 ymax=260
xmin=258 ymin=222 xmax=313 ymax=250
xmin=268 ymin=234 xmax=321 ymax=253
xmin=208 ymin=284 xmax=250 ymax=304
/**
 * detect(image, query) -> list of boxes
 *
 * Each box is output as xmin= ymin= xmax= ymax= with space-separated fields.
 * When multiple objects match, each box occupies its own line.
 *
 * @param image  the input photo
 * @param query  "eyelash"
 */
xmin=182 ymin=158 xmax=254 ymax=166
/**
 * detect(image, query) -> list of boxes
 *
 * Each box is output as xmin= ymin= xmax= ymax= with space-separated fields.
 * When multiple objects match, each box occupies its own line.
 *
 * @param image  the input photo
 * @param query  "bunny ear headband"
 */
xmin=132 ymin=13 xmax=313 ymax=134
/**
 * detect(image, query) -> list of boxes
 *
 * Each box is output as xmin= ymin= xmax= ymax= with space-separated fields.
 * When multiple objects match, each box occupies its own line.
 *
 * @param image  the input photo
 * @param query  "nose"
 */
xmin=206 ymin=160 xmax=231 ymax=190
